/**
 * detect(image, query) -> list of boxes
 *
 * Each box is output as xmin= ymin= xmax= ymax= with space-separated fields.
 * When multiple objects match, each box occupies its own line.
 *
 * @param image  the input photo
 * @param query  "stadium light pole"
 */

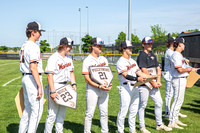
xmin=86 ymin=6 xmax=89 ymax=34
xmin=79 ymin=8 xmax=82 ymax=53
xmin=128 ymin=0 xmax=132 ymax=41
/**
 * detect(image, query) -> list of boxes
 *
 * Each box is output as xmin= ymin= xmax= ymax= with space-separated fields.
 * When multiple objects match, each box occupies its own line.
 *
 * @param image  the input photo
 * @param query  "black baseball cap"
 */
xmin=26 ymin=21 xmax=45 ymax=32
xmin=121 ymin=40 xmax=134 ymax=48
xmin=167 ymin=37 xmax=175 ymax=43
xmin=91 ymin=37 xmax=104 ymax=45
xmin=175 ymin=37 xmax=185 ymax=44
xmin=59 ymin=37 xmax=74 ymax=46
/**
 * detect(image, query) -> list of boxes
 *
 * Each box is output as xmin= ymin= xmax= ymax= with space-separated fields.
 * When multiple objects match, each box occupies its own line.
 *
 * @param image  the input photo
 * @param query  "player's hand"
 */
xmin=36 ymin=86 xmax=43 ymax=99
xmin=185 ymin=59 xmax=190 ymax=64
xmin=138 ymin=77 xmax=146 ymax=82
xmin=157 ymin=82 xmax=162 ymax=88
xmin=50 ymin=92 xmax=59 ymax=102
xmin=191 ymin=68 xmax=197 ymax=72
xmin=72 ymin=85 xmax=77 ymax=91
xmin=151 ymin=81 xmax=159 ymax=88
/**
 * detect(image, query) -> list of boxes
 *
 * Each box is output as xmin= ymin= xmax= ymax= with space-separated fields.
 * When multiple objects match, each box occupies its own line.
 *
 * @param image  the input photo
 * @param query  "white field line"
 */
xmin=2 ymin=76 xmax=21 ymax=86
xmin=0 ymin=62 xmax=19 ymax=66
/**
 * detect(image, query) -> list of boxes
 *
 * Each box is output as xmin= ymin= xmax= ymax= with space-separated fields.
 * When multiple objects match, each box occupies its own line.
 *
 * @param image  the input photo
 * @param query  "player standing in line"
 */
xmin=44 ymin=37 xmax=76 ymax=133
xmin=82 ymin=37 xmax=112 ymax=133
xmin=163 ymin=37 xmax=188 ymax=118
xmin=168 ymin=37 xmax=197 ymax=129
xmin=116 ymin=40 xmax=155 ymax=133
xmin=163 ymin=37 xmax=175 ymax=118
xmin=137 ymin=37 xmax=172 ymax=133
xmin=19 ymin=21 xmax=45 ymax=132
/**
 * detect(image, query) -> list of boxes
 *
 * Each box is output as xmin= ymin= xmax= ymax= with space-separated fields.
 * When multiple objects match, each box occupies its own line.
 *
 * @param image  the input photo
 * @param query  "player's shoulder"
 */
xmin=117 ymin=57 xmax=127 ymax=66
xmin=99 ymin=55 xmax=108 ymax=61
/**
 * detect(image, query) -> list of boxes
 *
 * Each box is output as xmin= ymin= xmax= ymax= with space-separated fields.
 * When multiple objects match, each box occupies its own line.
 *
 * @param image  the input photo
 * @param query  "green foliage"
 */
xmin=152 ymin=45 xmax=167 ymax=53
xmin=132 ymin=46 xmax=143 ymax=54
xmin=150 ymin=24 xmax=168 ymax=43
xmin=171 ymin=32 xmax=179 ymax=38
xmin=131 ymin=34 xmax=141 ymax=43
xmin=82 ymin=34 xmax=93 ymax=53
xmin=40 ymin=40 xmax=51 ymax=53
xmin=0 ymin=46 xmax=9 ymax=52
xmin=115 ymin=32 xmax=126 ymax=46
xmin=12 ymin=47 xmax=20 ymax=52
xmin=186 ymin=29 xmax=199 ymax=32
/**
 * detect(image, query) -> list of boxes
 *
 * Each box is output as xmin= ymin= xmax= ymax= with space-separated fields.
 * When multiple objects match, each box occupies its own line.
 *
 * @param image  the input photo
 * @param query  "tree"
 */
xmin=40 ymin=40 xmax=50 ymax=53
xmin=171 ymin=32 xmax=179 ymax=38
xmin=131 ymin=34 xmax=141 ymax=43
xmin=82 ymin=34 xmax=92 ymax=53
xmin=150 ymin=24 xmax=167 ymax=43
xmin=0 ymin=46 xmax=9 ymax=52
xmin=115 ymin=32 xmax=126 ymax=46
xmin=186 ymin=29 xmax=199 ymax=32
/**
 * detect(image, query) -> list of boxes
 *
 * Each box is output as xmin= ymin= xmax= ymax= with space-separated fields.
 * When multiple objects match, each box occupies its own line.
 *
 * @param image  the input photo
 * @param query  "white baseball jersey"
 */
xmin=20 ymin=40 xmax=43 ymax=73
xmin=164 ymin=48 xmax=174 ymax=72
xmin=45 ymin=52 xmax=74 ymax=83
xmin=116 ymin=56 xmax=140 ymax=85
xmin=171 ymin=51 xmax=189 ymax=78
xmin=82 ymin=54 xmax=108 ymax=87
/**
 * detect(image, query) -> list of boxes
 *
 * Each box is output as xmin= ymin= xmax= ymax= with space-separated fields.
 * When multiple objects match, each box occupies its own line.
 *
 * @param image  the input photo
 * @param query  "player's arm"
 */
xmin=30 ymin=62 xmax=43 ymax=99
xmin=176 ymin=67 xmax=197 ymax=73
xmin=84 ymin=74 xmax=110 ymax=91
xmin=46 ymin=73 xmax=58 ymax=101
xmin=156 ymin=66 xmax=162 ymax=88
xmin=136 ymin=70 xmax=156 ymax=79
xmin=70 ymin=71 xmax=76 ymax=90
xmin=121 ymin=71 xmax=146 ymax=82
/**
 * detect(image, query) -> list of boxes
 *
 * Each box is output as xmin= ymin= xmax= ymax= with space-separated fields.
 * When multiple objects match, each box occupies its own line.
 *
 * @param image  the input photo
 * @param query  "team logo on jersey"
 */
xmin=91 ymin=62 xmax=106 ymax=67
xmin=126 ymin=64 xmax=136 ymax=71
xmin=58 ymin=63 xmax=71 ymax=70
xmin=182 ymin=60 xmax=185 ymax=64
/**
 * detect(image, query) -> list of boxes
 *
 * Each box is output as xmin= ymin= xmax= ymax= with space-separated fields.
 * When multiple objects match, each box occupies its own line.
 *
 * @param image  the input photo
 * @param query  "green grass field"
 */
xmin=0 ymin=59 xmax=200 ymax=133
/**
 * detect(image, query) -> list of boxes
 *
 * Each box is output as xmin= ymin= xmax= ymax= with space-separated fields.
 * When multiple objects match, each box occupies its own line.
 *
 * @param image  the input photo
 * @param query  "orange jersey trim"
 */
xmin=118 ymin=70 xmax=127 ymax=74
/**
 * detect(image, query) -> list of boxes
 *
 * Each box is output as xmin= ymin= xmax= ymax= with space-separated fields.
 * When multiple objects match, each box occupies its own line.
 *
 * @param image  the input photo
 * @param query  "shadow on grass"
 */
xmin=182 ymin=100 xmax=200 ymax=114
xmin=7 ymin=121 xmax=84 ymax=133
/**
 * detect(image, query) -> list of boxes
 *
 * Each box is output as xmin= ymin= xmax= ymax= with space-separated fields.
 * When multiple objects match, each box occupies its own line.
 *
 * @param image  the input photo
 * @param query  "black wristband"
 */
xmin=71 ymin=83 xmax=77 ymax=87
xmin=125 ymin=75 xmax=138 ymax=81
xmin=50 ymin=90 xmax=56 ymax=94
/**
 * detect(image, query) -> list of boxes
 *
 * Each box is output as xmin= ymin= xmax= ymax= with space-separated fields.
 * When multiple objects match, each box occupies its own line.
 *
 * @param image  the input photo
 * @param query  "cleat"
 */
xmin=176 ymin=120 xmax=187 ymax=126
xmin=140 ymin=127 xmax=150 ymax=133
xmin=168 ymin=123 xmax=184 ymax=129
xmin=156 ymin=123 xmax=172 ymax=131
xmin=178 ymin=113 xmax=187 ymax=118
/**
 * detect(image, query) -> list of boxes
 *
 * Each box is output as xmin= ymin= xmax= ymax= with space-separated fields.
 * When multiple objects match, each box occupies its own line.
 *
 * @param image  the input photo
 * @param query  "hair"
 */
xmin=173 ymin=42 xmax=179 ymax=48
xmin=57 ymin=45 xmax=67 ymax=51
xmin=119 ymin=47 xmax=126 ymax=53
xmin=89 ymin=45 xmax=93 ymax=52
xmin=26 ymin=30 xmax=38 ymax=38
xmin=166 ymin=42 xmax=173 ymax=48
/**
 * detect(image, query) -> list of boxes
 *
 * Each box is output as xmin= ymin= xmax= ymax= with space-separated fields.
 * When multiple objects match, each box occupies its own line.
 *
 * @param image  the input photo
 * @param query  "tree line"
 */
xmin=0 ymin=24 xmax=198 ymax=53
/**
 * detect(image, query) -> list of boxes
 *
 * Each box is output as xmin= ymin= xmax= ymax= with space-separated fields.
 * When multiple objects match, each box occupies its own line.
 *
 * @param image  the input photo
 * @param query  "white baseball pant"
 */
xmin=84 ymin=87 xmax=109 ymax=133
xmin=163 ymin=71 xmax=173 ymax=116
xmin=19 ymin=75 xmax=43 ymax=133
xmin=117 ymin=84 xmax=139 ymax=133
xmin=169 ymin=77 xmax=186 ymax=124
xmin=44 ymin=84 xmax=67 ymax=133
xmin=138 ymin=86 xmax=163 ymax=128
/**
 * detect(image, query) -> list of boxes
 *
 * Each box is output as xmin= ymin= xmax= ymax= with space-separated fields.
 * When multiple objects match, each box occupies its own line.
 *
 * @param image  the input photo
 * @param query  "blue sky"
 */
xmin=0 ymin=0 xmax=200 ymax=48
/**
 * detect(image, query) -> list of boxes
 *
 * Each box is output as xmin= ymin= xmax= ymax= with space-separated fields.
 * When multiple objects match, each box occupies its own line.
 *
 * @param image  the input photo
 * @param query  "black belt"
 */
xmin=123 ymin=82 xmax=135 ymax=86
xmin=58 ymin=81 xmax=68 ymax=84
xmin=22 ymin=73 xmax=42 ymax=76
xmin=174 ymin=76 xmax=187 ymax=79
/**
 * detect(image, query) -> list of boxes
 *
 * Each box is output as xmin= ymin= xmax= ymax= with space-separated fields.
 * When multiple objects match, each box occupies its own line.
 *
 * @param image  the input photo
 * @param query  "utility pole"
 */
xmin=128 ymin=0 xmax=132 ymax=41
xmin=79 ymin=8 xmax=82 ymax=53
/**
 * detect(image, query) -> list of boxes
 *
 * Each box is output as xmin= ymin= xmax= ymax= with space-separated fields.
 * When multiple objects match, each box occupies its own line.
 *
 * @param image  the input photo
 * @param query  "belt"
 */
xmin=123 ymin=82 xmax=135 ymax=86
xmin=57 ymin=81 xmax=68 ymax=84
xmin=174 ymin=76 xmax=187 ymax=79
xmin=22 ymin=73 xmax=42 ymax=76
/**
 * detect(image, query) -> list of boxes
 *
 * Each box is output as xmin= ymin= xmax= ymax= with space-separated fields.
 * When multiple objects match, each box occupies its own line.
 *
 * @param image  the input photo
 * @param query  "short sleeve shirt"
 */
xmin=82 ymin=54 xmax=108 ymax=89
xmin=45 ymin=52 xmax=74 ymax=82
xmin=116 ymin=56 xmax=140 ymax=85
xmin=137 ymin=51 xmax=159 ymax=68
xmin=170 ymin=51 xmax=189 ymax=78
xmin=20 ymin=40 xmax=43 ymax=73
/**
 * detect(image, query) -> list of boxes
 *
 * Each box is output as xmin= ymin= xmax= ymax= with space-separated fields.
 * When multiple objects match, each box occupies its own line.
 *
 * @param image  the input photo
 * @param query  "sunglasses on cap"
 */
xmin=143 ymin=39 xmax=153 ymax=44
xmin=94 ymin=41 xmax=104 ymax=45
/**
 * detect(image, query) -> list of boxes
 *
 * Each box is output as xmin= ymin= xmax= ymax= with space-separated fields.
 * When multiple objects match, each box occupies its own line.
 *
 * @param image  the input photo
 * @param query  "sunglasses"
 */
xmin=94 ymin=41 xmax=104 ymax=45
xmin=143 ymin=39 xmax=153 ymax=44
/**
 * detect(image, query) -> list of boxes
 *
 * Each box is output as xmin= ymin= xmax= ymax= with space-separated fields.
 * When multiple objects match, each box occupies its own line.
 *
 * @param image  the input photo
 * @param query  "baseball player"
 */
xmin=116 ymin=40 xmax=155 ymax=133
xmin=19 ymin=21 xmax=45 ymax=132
xmin=44 ymin=37 xmax=76 ymax=133
xmin=163 ymin=37 xmax=189 ymax=118
xmin=137 ymin=37 xmax=172 ymax=133
xmin=82 ymin=37 xmax=112 ymax=133
xmin=168 ymin=37 xmax=197 ymax=129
